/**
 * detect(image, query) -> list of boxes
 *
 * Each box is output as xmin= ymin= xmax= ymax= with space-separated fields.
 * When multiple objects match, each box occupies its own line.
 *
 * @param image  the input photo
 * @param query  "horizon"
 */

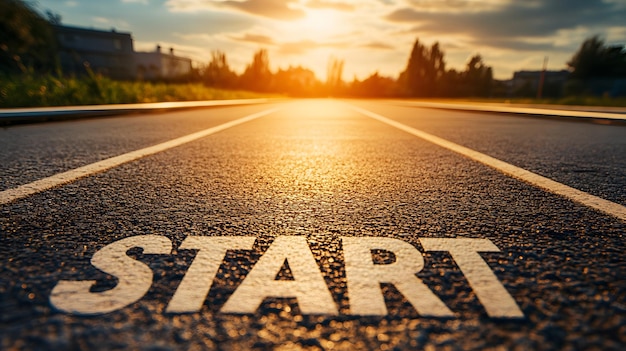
xmin=31 ymin=0 xmax=626 ymax=81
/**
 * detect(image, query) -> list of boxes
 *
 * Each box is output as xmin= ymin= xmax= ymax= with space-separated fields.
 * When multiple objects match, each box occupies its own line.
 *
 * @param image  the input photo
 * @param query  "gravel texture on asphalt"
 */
xmin=356 ymin=101 xmax=626 ymax=207
xmin=1 ymin=100 xmax=624 ymax=350
xmin=0 ymin=104 xmax=276 ymax=191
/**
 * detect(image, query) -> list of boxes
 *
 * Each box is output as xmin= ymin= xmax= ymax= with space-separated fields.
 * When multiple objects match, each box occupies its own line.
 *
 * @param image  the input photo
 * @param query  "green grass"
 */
xmin=0 ymin=74 xmax=274 ymax=108
xmin=3 ymin=73 xmax=625 ymax=108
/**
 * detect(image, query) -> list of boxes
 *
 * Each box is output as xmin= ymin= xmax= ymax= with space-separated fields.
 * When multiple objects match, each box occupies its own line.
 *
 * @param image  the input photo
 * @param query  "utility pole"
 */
xmin=537 ymin=56 xmax=548 ymax=99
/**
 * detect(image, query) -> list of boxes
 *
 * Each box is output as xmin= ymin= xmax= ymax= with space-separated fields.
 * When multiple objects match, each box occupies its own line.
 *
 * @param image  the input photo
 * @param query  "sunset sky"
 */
xmin=35 ymin=0 xmax=626 ymax=81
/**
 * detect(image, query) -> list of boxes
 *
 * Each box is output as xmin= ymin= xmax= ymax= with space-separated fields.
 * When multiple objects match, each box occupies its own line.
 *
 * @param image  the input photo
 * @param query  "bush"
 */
xmin=0 ymin=73 xmax=274 ymax=108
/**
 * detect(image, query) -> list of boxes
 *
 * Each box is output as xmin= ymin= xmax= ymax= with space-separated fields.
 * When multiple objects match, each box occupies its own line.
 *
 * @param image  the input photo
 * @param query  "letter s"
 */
xmin=50 ymin=235 xmax=172 ymax=315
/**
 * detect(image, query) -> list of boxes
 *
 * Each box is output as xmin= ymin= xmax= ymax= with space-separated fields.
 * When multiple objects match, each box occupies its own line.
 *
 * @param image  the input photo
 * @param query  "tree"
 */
xmin=0 ymin=0 xmax=57 ymax=74
xmin=463 ymin=54 xmax=493 ymax=97
xmin=567 ymin=36 xmax=626 ymax=80
xmin=428 ymin=42 xmax=446 ymax=93
xmin=348 ymin=72 xmax=397 ymax=97
xmin=239 ymin=49 xmax=273 ymax=92
xmin=273 ymin=66 xmax=321 ymax=96
xmin=202 ymin=51 xmax=237 ymax=88
xmin=45 ymin=10 xmax=62 ymax=25
xmin=326 ymin=56 xmax=344 ymax=95
xmin=399 ymin=38 xmax=446 ymax=97
xmin=440 ymin=69 xmax=463 ymax=97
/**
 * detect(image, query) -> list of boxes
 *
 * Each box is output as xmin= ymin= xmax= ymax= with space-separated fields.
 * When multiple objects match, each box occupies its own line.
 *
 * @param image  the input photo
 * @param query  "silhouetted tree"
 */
xmin=428 ymin=42 xmax=446 ymax=94
xmin=440 ymin=69 xmax=463 ymax=97
xmin=568 ymin=36 xmax=626 ymax=79
xmin=463 ymin=54 xmax=493 ymax=97
xmin=202 ymin=51 xmax=237 ymax=88
xmin=239 ymin=49 xmax=273 ymax=92
xmin=45 ymin=10 xmax=62 ymax=25
xmin=0 ymin=0 xmax=57 ymax=74
xmin=326 ymin=56 xmax=344 ymax=95
xmin=348 ymin=72 xmax=397 ymax=97
xmin=398 ymin=38 xmax=446 ymax=97
xmin=273 ymin=66 xmax=321 ymax=96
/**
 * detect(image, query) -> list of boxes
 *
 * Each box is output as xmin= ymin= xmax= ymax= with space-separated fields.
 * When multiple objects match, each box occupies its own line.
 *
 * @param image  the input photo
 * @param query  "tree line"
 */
xmin=2 ymin=0 xmax=626 ymax=98
xmin=192 ymin=40 xmax=495 ymax=98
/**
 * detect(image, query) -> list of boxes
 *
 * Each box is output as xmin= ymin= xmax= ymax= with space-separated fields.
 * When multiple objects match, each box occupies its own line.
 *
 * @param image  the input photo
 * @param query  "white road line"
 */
xmin=349 ymin=104 xmax=626 ymax=222
xmin=388 ymin=100 xmax=626 ymax=121
xmin=0 ymin=107 xmax=280 ymax=205
xmin=0 ymin=98 xmax=275 ymax=116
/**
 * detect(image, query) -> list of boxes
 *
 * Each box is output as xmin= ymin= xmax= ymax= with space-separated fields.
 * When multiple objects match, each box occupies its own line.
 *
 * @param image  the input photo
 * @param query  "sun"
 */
xmin=296 ymin=9 xmax=344 ymax=40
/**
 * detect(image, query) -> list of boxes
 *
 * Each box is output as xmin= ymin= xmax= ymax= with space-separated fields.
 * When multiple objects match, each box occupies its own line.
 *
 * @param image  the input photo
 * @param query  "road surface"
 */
xmin=1 ymin=99 xmax=625 ymax=350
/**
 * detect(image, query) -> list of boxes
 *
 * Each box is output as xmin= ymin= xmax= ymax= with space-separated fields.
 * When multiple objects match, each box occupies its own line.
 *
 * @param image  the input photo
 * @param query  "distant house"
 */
xmin=52 ymin=25 xmax=194 ymax=81
xmin=53 ymin=25 xmax=135 ymax=79
xmin=510 ymin=70 xmax=570 ymax=97
xmin=134 ymin=46 xmax=192 ymax=80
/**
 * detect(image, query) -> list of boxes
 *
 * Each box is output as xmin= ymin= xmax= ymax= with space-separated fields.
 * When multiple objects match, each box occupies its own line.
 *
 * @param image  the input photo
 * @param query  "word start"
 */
xmin=50 ymin=235 xmax=524 ymax=318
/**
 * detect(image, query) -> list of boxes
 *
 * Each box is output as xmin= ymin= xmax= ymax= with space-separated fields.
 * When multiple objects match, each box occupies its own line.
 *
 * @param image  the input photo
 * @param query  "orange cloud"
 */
xmin=166 ymin=0 xmax=305 ymax=20
xmin=306 ymin=0 xmax=355 ymax=12
xmin=218 ymin=0 xmax=306 ymax=20
xmin=360 ymin=41 xmax=395 ymax=50
xmin=277 ymin=39 xmax=346 ymax=55
xmin=230 ymin=33 xmax=276 ymax=45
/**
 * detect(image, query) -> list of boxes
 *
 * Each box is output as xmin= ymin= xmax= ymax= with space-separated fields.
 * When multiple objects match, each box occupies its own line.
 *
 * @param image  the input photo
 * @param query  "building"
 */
xmin=134 ymin=46 xmax=193 ymax=80
xmin=53 ymin=25 xmax=135 ymax=79
xmin=510 ymin=70 xmax=570 ymax=97
xmin=52 ymin=25 xmax=194 ymax=81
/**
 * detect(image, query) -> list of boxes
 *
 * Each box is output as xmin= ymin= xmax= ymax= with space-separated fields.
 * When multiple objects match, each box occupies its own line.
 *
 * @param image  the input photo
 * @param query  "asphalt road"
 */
xmin=1 ymin=99 xmax=625 ymax=350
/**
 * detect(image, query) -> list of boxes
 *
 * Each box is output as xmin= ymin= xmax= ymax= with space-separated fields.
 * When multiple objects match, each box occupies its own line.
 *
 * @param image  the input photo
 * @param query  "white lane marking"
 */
xmin=0 ymin=98 xmax=276 ymax=116
xmin=349 ymin=104 xmax=626 ymax=222
xmin=0 ymin=107 xmax=280 ymax=205
xmin=388 ymin=100 xmax=626 ymax=121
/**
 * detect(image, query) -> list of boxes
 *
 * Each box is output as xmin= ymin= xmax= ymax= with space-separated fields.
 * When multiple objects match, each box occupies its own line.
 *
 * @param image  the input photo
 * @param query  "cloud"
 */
xmin=386 ymin=0 xmax=626 ymax=50
xmin=230 ymin=33 xmax=276 ymax=45
xmin=606 ymin=26 xmax=626 ymax=43
xmin=278 ymin=39 xmax=319 ymax=55
xmin=93 ymin=16 xmax=110 ymax=24
xmin=121 ymin=0 xmax=149 ymax=4
xmin=166 ymin=0 xmax=306 ymax=20
xmin=471 ymin=37 xmax=557 ymax=52
xmin=306 ymin=0 xmax=355 ymax=11
xmin=220 ymin=0 xmax=305 ymax=20
xmin=217 ymin=28 xmax=353 ymax=56
xmin=405 ymin=0 xmax=510 ymax=13
xmin=277 ymin=39 xmax=347 ymax=55
xmin=360 ymin=41 xmax=395 ymax=50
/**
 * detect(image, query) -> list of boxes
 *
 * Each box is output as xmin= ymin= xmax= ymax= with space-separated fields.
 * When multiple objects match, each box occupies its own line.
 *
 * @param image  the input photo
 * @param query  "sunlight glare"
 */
xmin=297 ymin=9 xmax=344 ymax=40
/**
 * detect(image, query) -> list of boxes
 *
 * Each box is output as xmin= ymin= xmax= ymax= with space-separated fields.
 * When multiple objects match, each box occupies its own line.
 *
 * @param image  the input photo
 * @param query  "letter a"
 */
xmin=221 ymin=236 xmax=338 ymax=315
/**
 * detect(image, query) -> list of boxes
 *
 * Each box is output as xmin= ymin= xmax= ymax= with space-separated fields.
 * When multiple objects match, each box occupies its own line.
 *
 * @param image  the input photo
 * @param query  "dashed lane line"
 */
xmin=0 ymin=107 xmax=280 ymax=206
xmin=348 ymin=104 xmax=626 ymax=222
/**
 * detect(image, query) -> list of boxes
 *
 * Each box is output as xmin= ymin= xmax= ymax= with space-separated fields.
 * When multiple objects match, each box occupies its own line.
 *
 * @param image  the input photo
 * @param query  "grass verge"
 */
xmin=0 ymin=74 xmax=274 ymax=108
